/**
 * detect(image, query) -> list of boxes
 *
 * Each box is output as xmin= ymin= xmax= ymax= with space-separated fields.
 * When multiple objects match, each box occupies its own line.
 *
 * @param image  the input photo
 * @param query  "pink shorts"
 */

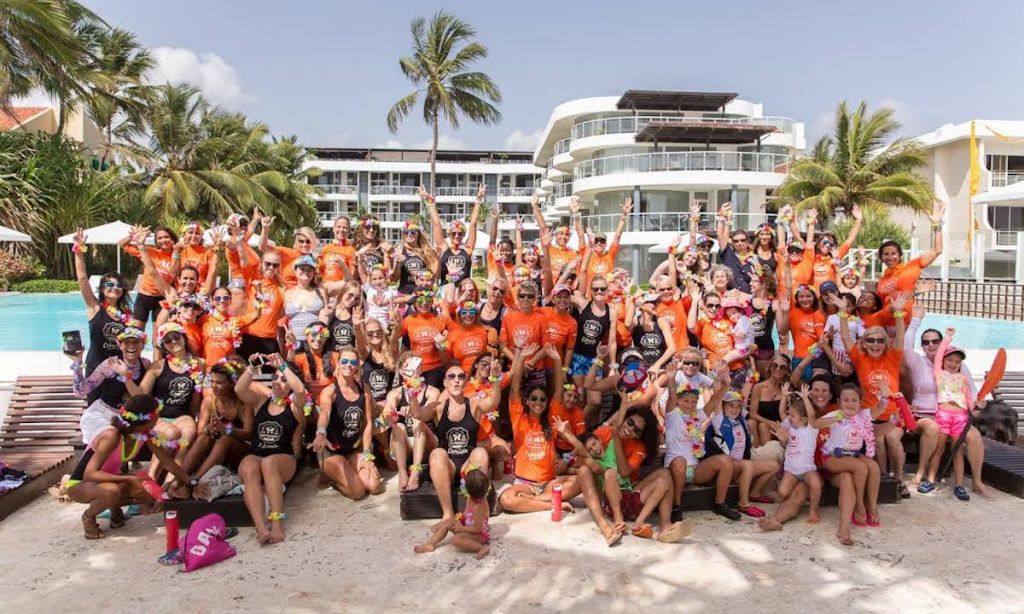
xmin=935 ymin=408 xmax=969 ymax=438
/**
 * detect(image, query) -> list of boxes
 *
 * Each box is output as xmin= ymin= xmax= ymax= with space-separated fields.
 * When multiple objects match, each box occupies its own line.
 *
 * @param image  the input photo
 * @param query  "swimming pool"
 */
xmin=0 ymin=293 xmax=1023 ymax=351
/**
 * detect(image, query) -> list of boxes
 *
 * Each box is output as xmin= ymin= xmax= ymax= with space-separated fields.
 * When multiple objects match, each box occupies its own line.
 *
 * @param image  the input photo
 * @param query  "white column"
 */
xmin=1016 ymin=231 xmax=1024 ymax=284
xmin=974 ymin=232 xmax=986 ymax=283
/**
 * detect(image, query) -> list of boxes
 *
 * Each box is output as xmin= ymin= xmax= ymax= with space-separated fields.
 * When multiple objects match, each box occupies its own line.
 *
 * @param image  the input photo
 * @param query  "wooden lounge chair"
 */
xmin=991 ymin=371 xmax=1024 ymax=436
xmin=0 ymin=376 xmax=85 ymax=521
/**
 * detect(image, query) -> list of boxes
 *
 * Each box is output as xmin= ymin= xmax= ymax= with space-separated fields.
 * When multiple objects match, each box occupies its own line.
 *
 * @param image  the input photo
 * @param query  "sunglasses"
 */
xmin=450 ymin=231 xmax=465 ymax=238
xmin=518 ymin=293 xmax=536 ymax=300
xmin=180 ymin=303 xmax=199 ymax=310
xmin=404 ymin=229 xmax=420 ymax=236
xmin=658 ymin=287 xmax=673 ymax=293
xmin=339 ymin=358 xmax=359 ymax=367
xmin=263 ymin=261 xmax=281 ymax=268
xmin=921 ymin=338 xmax=941 ymax=346
xmin=733 ymin=237 xmax=748 ymax=243
xmin=681 ymin=360 xmax=701 ymax=367
xmin=769 ymin=362 xmax=791 ymax=371
xmin=102 ymin=281 xmax=123 ymax=289
xmin=594 ymin=238 xmax=607 ymax=245
xmin=706 ymin=303 xmax=721 ymax=309
xmin=528 ymin=394 xmax=547 ymax=402
xmin=366 ymin=329 xmax=384 ymax=337
xmin=446 ymin=372 xmax=467 ymax=381
xmin=863 ymin=337 xmax=887 ymax=345
xmin=296 ymin=238 xmax=312 ymax=245
xmin=163 ymin=333 xmax=184 ymax=343
xmin=459 ymin=309 xmax=478 ymax=317
xmin=212 ymin=295 xmax=232 ymax=303
xmin=490 ymin=287 xmax=506 ymax=294
xmin=592 ymin=286 xmax=608 ymax=293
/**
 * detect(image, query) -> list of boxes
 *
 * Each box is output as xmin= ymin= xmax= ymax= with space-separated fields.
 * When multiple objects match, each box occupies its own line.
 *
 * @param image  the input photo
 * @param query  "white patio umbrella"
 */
xmin=58 ymin=220 xmax=134 ymax=273
xmin=0 ymin=224 xmax=32 ymax=242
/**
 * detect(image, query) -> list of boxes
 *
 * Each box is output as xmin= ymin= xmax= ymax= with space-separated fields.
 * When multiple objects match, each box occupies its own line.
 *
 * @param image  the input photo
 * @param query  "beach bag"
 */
xmin=183 ymin=513 xmax=236 ymax=572
xmin=196 ymin=465 xmax=241 ymax=502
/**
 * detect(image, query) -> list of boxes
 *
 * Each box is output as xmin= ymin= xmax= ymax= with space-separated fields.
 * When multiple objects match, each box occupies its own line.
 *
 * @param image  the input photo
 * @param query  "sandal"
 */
xmin=109 ymin=508 xmax=126 ymax=529
xmin=899 ymin=483 xmax=911 ymax=499
xmin=631 ymin=523 xmax=654 ymax=539
xmin=749 ymin=495 xmax=774 ymax=504
xmin=605 ymin=528 xmax=624 ymax=547
xmin=82 ymin=513 xmax=105 ymax=540
xmin=851 ymin=514 xmax=867 ymax=527
xmin=866 ymin=513 xmax=881 ymax=528
xmin=737 ymin=505 xmax=765 ymax=518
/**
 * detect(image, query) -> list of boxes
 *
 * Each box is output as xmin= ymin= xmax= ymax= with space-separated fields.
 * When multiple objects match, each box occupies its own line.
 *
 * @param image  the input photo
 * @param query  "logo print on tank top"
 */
xmin=333 ymin=321 xmax=354 ymax=347
xmin=447 ymin=427 xmax=469 ymax=456
xmin=640 ymin=333 xmax=661 ymax=349
xmin=341 ymin=405 xmax=362 ymax=438
xmin=446 ymin=254 xmax=467 ymax=278
xmin=582 ymin=320 xmax=602 ymax=343
xmin=103 ymin=322 xmax=124 ymax=350
xmin=369 ymin=370 xmax=389 ymax=395
xmin=258 ymin=420 xmax=283 ymax=447
xmin=405 ymin=257 xmax=424 ymax=273
xmin=168 ymin=376 xmax=194 ymax=404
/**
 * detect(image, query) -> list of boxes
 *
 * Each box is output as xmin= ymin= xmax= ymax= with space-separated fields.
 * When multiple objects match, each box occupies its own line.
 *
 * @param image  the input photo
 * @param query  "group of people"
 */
xmin=62 ymin=187 xmax=995 ymax=553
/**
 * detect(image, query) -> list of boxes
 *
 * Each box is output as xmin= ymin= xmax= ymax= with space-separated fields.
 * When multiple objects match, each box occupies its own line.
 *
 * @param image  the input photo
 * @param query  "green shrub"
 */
xmin=10 ymin=279 xmax=79 ymax=293
xmin=0 ymin=250 xmax=44 ymax=283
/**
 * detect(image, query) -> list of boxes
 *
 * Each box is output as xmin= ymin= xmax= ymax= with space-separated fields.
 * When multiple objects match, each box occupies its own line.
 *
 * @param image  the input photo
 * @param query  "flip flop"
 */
xmin=657 ymin=518 xmax=695 ymax=543
xmin=631 ymin=523 xmax=654 ymax=539
xmin=605 ymin=528 xmax=623 ymax=547
xmin=866 ymin=514 xmax=881 ymax=528
xmin=749 ymin=495 xmax=774 ymax=504
xmin=851 ymin=514 xmax=867 ymax=527
xmin=737 ymin=505 xmax=765 ymax=518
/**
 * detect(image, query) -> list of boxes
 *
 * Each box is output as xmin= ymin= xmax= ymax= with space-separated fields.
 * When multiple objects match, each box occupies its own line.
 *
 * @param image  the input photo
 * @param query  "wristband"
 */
xmin=361 ymin=451 xmax=375 ymax=462
xmin=277 ymin=363 xmax=288 ymax=373
xmin=931 ymin=222 xmax=942 ymax=230
xmin=892 ymin=310 xmax=906 ymax=319
xmin=71 ymin=243 xmax=87 ymax=254
xmin=316 ymin=426 xmax=327 ymax=436
xmin=594 ymin=359 xmax=605 ymax=368
xmin=487 ymin=375 xmax=499 ymax=383
xmin=172 ymin=253 xmax=181 ymax=260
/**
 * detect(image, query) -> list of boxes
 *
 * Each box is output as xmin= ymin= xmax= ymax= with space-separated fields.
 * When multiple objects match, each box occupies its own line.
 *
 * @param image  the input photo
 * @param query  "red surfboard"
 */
xmin=977 ymin=348 xmax=1007 ymax=402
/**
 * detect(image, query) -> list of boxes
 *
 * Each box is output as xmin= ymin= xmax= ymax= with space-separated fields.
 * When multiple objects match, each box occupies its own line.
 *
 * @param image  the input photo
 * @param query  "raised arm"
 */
xmin=842 ymin=205 xmax=863 ymax=250
xmin=803 ymin=208 xmax=817 ymax=247
xmin=420 ymin=186 xmax=445 ymax=250
xmin=513 ymin=217 xmax=524 ymax=267
xmin=610 ymin=197 xmax=632 ymax=252
xmin=920 ymin=201 xmax=945 ymax=267
xmin=891 ymin=291 xmax=909 ymax=349
xmin=716 ymin=201 xmax=733 ymax=250
xmin=71 ymin=229 xmax=99 ymax=313
xmin=688 ymin=200 xmax=701 ymax=248
xmin=530 ymin=189 xmax=547 ymax=235
xmin=466 ymin=184 xmax=485 ymax=253
xmin=569 ymin=197 xmax=586 ymax=248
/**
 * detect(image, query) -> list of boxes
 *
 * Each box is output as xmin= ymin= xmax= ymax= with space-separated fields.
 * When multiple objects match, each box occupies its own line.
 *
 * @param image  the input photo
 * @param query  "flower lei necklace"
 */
xmin=102 ymin=302 xmax=132 ymax=325
xmin=167 ymin=353 xmax=204 ymax=392
xmin=675 ymin=409 xmax=706 ymax=458
xmin=131 ymin=429 xmax=186 ymax=451
xmin=210 ymin=310 xmax=243 ymax=348
xmin=271 ymin=391 xmax=315 ymax=417
xmin=712 ymin=318 xmax=733 ymax=332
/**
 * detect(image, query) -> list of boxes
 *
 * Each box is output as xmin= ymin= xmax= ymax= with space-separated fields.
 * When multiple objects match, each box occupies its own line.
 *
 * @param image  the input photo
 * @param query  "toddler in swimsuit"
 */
xmin=414 ymin=467 xmax=491 ymax=558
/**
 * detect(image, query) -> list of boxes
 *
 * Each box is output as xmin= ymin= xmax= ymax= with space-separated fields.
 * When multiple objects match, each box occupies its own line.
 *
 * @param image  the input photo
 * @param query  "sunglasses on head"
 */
xmin=446 ymin=372 xmax=467 ymax=381
xmin=921 ymin=338 xmax=941 ymax=346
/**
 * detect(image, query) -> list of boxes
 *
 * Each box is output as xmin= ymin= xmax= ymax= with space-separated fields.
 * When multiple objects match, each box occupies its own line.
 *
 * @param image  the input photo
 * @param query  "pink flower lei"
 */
xmin=102 ymin=302 xmax=132 ymax=325
xmin=167 ymin=353 xmax=204 ymax=392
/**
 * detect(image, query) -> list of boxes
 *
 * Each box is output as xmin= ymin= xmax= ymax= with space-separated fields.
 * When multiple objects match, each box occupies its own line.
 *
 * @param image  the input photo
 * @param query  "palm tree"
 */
xmin=0 ymin=0 xmax=89 ymax=108
xmin=776 ymin=101 xmax=933 ymax=218
xmin=386 ymin=10 xmax=501 ymax=192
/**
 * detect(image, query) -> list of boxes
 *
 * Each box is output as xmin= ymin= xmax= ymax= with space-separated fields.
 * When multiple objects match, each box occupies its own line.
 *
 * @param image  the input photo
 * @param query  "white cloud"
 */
xmin=373 ymin=139 xmax=406 ymax=149
xmin=12 ymin=88 xmax=56 ymax=107
xmin=503 ymin=128 xmax=543 ymax=151
xmin=878 ymin=98 xmax=918 ymax=134
xmin=375 ymin=134 xmax=470 ymax=150
xmin=147 ymin=47 xmax=249 ymax=109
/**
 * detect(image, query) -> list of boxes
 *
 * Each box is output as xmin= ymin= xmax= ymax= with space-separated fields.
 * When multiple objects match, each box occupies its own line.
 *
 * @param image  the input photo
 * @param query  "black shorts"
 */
xmin=239 ymin=334 xmax=280 ymax=361
xmin=132 ymin=292 xmax=164 ymax=325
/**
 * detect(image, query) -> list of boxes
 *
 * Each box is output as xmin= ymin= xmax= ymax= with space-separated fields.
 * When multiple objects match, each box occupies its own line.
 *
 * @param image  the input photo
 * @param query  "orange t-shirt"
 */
xmin=777 ymin=246 xmax=815 ymax=294
xmin=876 ymin=256 xmax=925 ymax=324
xmin=788 ymin=307 xmax=826 ymax=359
xmin=550 ymin=399 xmax=585 ymax=452
xmin=400 ymin=313 xmax=451 ymax=373
xmin=447 ymin=322 xmax=491 ymax=372
xmin=510 ymin=399 xmax=557 ymax=483
xmin=539 ymin=306 xmax=577 ymax=369
xmin=848 ymin=344 xmax=903 ymax=420
xmin=294 ymin=352 xmax=336 ymax=401
xmin=811 ymin=243 xmax=850 ymax=287
xmin=124 ymin=245 xmax=175 ymax=296
xmin=486 ymin=248 xmax=514 ymax=280
xmin=584 ymin=245 xmax=619 ymax=282
xmin=656 ymin=297 xmax=692 ymax=351
xmin=594 ymin=425 xmax=646 ymax=483
xmin=227 ymin=243 xmax=259 ymax=282
xmin=694 ymin=317 xmax=743 ymax=369
xmin=274 ymin=246 xmax=304 ymax=288
xmin=181 ymin=245 xmax=213 ymax=283
xmin=319 ymin=243 xmax=356 ymax=282
xmin=244 ymin=279 xmax=285 ymax=339
xmin=180 ymin=320 xmax=204 ymax=358
xmin=548 ymin=245 xmax=579 ymax=276
xmin=201 ymin=312 xmax=248 ymax=367
xmin=499 ymin=309 xmax=546 ymax=354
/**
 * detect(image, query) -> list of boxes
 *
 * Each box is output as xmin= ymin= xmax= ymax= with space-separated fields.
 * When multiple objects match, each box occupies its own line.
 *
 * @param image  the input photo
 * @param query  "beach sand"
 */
xmin=1 ymin=470 xmax=1022 ymax=614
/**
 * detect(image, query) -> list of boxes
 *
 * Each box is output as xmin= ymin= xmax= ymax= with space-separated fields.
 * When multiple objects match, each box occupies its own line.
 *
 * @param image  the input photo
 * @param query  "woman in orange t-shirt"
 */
xmin=496 ymin=345 xmax=583 ymax=515
xmin=447 ymin=301 xmax=493 ymax=373
xmin=120 ymin=225 xmax=178 ymax=328
xmin=784 ymin=285 xmax=826 ymax=364
xmin=398 ymin=291 xmax=452 ymax=388
xmin=260 ymin=218 xmax=319 ymax=289
xmin=201 ymin=286 xmax=257 ymax=368
xmin=875 ymin=202 xmax=945 ymax=323
xmin=180 ymin=222 xmax=216 ymax=287
xmin=318 ymin=216 xmax=356 ymax=283
xmin=240 ymin=251 xmax=286 ymax=359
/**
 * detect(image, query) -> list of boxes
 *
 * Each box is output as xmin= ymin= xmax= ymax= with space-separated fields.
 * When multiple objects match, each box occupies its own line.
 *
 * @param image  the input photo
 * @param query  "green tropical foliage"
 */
xmin=831 ymin=206 xmax=910 ymax=250
xmin=387 ymin=10 xmax=501 ymax=192
xmin=777 ymin=101 xmax=933 ymax=218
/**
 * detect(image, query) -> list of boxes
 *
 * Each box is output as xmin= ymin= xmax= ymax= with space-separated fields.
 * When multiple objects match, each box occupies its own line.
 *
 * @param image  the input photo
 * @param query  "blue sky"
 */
xmin=86 ymin=0 xmax=1024 ymax=152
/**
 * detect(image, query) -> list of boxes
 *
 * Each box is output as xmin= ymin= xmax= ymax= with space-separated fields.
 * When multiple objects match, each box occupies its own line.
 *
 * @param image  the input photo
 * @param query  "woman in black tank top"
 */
xmin=479 ymin=278 xmax=508 ymax=339
xmin=384 ymin=354 xmax=442 ymax=492
xmin=411 ymin=362 xmax=500 ymax=525
xmin=628 ymin=295 xmax=674 ymax=369
xmin=180 ymin=362 xmax=254 ymax=479
xmin=749 ymin=273 xmax=782 ymax=377
xmin=424 ymin=184 xmax=482 ymax=285
xmin=235 ymin=354 xmax=306 ymax=544
xmin=355 ymin=215 xmax=391 ymax=280
xmin=311 ymin=347 xmax=381 ymax=501
xmin=139 ymin=324 xmax=204 ymax=469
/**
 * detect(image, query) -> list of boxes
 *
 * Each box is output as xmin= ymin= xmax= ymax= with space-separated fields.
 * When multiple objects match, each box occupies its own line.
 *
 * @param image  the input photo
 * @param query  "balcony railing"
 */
xmin=571 ymin=115 xmax=795 ymax=141
xmin=498 ymin=187 xmax=535 ymax=197
xmin=990 ymin=172 xmax=1024 ymax=188
xmin=580 ymin=212 xmax=777 ymax=234
xmin=554 ymin=138 xmax=572 ymax=156
xmin=995 ymin=230 xmax=1023 ymax=248
xmin=369 ymin=184 xmax=419 ymax=196
xmin=312 ymin=183 xmax=358 ymax=195
xmin=553 ymin=182 xmax=573 ymax=199
xmin=574 ymin=151 xmax=791 ymax=180
xmin=433 ymin=186 xmax=479 ymax=197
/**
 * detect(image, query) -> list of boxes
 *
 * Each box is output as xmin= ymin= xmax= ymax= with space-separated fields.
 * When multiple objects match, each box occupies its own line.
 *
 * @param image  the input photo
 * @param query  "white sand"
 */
xmin=1 ymin=470 xmax=1022 ymax=614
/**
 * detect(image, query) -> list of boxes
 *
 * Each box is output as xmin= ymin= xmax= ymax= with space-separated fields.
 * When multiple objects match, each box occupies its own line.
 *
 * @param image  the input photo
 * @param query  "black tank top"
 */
xmin=398 ymin=252 xmax=427 ymax=293
xmin=361 ymin=355 xmax=393 ymax=403
xmin=750 ymin=301 xmax=776 ymax=351
xmin=479 ymin=304 xmax=504 ymax=336
xmin=439 ymin=247 xmax=471 ymax=284
xmin=250 ymin=398 xmax=298 ymax=457
xmin=329 ymin=314 xmax=355 ymax=351
xmin=574 ymin=301 xmax=610 ymax=358
xmin=435 ymin=399 xmax=478 ymax=464
xmin=327 ymin=381 xmax=366 ymax=455
xmin=758 ymin=398 xmax=782 ymax=422
xmin=97 ymin=359 xmax=147 ymax=408
xmin=362 ymin=246 xmax=384 ymax=271
xmin=394 ymin=385 xmax=425 ymax=430
xmin=153 ymin=361 xmax=197 ymax=420
xmin=632 ymin=319 xmax=666 ymax=366
xmin=85 ymin=308 xmax=124 ymax=375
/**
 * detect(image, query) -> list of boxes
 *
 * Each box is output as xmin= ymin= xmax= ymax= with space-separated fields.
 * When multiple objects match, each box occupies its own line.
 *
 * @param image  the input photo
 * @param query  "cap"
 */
xmin=552 ymin=283 xmax=572 ymax=295
xmin=788 ymin=241 xmax=805 ymax=253
xmin=157 ymin=322 xmax=186 ymax=345
xmin=819 ymin=281 xmax=839 ymax=296
xmin=117 ymin=326 xmax=147 ymax=342
xmin=593 ymin=232 xmax=608 ymax=241
xmin=722 ymin=391 xmax=743 ymax=403
xmin=641 ymin=292 xmax=660 ymax=303
xmin=943 ymin=345 xmax=967 ymax=360
xmin=620 ymin=348 xmax=645 ymax=365
xmin=294 ymin=254 xmax=317 ymax=269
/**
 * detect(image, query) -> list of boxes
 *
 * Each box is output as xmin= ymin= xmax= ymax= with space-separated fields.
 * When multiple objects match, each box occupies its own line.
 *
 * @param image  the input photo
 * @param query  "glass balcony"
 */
xmin=554 ymin=137 xmax=572 ymax=156
xmin=581 ymin=212 xmax=777 ymax=234
xmin=574 ymin=151 xmax=791 ymax=180
xmin=571 ymin=115 xmax=795 ymax=141
xmin=312 ymin=183 xmax=358 ymax=195
xmin=369 ymin=184 xmax=419 ymax=196
xmin=990 ymin=172 xmax=1024 ymax=188
xmin=498 ymin=187 xmax=535 ymax=198
xmin=434 ymin=186 xmax=479 ymax=197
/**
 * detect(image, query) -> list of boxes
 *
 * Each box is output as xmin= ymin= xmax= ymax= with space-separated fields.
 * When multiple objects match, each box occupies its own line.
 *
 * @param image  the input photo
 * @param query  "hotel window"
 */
xmin=987 ymin=206 xmax=1024 ymax=231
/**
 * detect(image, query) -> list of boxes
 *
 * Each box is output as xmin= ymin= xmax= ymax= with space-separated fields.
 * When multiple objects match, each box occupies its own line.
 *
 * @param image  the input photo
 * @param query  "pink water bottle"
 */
xmin=164 ymin=510 xmax=180 ymax=553
xmin=135 ymin=470 xmax=168 ymax=501
xmin=551 ymin=483 xmax=563 ymax=522
xmin=503 ymin=455 xmax=514 ymax=476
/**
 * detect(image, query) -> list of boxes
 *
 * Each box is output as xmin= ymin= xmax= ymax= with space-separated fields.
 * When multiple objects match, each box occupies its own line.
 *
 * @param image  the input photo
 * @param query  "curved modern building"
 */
xmin=533 ymin=90 xmax=805 ymax=278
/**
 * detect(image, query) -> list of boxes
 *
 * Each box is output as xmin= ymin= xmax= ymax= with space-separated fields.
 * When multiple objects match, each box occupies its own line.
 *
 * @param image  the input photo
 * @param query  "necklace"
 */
xmin=102 ymin=302 xmax=132 ymax=324
xmin=167 ymin=353 xmax=204 ymax=392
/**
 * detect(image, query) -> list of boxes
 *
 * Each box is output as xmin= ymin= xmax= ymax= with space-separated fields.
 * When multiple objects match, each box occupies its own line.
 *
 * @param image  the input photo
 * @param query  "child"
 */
xmin=932 ymin=328 xmax=992 ymax=501
xmin=763 ymin=386 xmax=822 ymax=527
xmin=817 ymin=383 xmax=885 ymax=546
xmin=720 ymin=294 xmax=754 ymax=364
xmin=414 ymin=467 xmax=491 ymax=559
xmin=657 ymin=347 xmax=714 ymax=416
xmin=663 ymin=359 xmax=719 ymax=522
xmin=822 ymin=293 xmax=862 ymax=380
xmin=362 ymin=265 xmax=396 ymax=329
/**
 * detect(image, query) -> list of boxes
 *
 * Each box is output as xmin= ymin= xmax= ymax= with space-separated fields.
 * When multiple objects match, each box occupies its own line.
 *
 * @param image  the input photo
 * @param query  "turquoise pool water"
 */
xmin=0 ymin=293 xmax=1022 ymax=351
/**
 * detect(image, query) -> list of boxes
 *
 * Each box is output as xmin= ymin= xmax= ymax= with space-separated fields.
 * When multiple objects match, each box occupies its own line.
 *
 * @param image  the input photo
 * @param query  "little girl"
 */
xmin=720 ymin=294 xmax=754 ymax=364
xmin=817 ymin=383 xmax=884 ymax=546
xmin=414 ymin=467 xmax=491 ymax=559
xmin=362 ymin=265 xmax=396 ymax=329
xmin=823 ymin=293 xmax=863 ymax=380
xmin=772 ymin=388 xmax=822 ymax=524
xmin=933 ymin=328 xmax=992 ymax=501
xmin=663 ymin=359 xmax=718 ymax=522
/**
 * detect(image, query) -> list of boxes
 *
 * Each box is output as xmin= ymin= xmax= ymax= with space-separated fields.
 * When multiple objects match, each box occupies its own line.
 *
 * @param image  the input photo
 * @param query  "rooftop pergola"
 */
xmin=635 ymin=122 xmax=777 ymax=144
xmin=616 ymin=90 xmax=738 ymax=112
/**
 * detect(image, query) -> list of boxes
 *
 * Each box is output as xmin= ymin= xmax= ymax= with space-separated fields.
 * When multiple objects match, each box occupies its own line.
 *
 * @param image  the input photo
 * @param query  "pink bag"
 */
xmin=183 ymin=513 xmax=236 ymax=572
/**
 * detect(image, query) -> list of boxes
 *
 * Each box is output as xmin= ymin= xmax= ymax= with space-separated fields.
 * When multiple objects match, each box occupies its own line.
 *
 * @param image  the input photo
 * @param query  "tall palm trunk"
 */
xmin=429 ymin=116 xmax=438 ymax=193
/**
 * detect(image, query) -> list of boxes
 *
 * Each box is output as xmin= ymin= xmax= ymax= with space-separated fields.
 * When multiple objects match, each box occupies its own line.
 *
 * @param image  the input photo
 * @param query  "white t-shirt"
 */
xmin=824 ymin=314 xmax=864 ymax=374
xmin=362 ymin=283 xmax=396 ymax=328
xmin=822 ymin=409 xmax=873 ymax=455
xmin=664 ymin=409 xmax=707 ymax=466
xmin=659 ymin=371 xmax=715 ymax=411
xmin=732 ymin=315 xmax=754 ymax=351
xmin=784 ymin=425 xmax=819 ymax=475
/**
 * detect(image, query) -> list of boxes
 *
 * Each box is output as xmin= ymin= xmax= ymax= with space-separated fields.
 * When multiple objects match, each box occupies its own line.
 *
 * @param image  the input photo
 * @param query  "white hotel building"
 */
xmin=532 ymin=90 xmax=805 ymax=279
xmin=302 ymin=148 xmax=542 ymax=245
